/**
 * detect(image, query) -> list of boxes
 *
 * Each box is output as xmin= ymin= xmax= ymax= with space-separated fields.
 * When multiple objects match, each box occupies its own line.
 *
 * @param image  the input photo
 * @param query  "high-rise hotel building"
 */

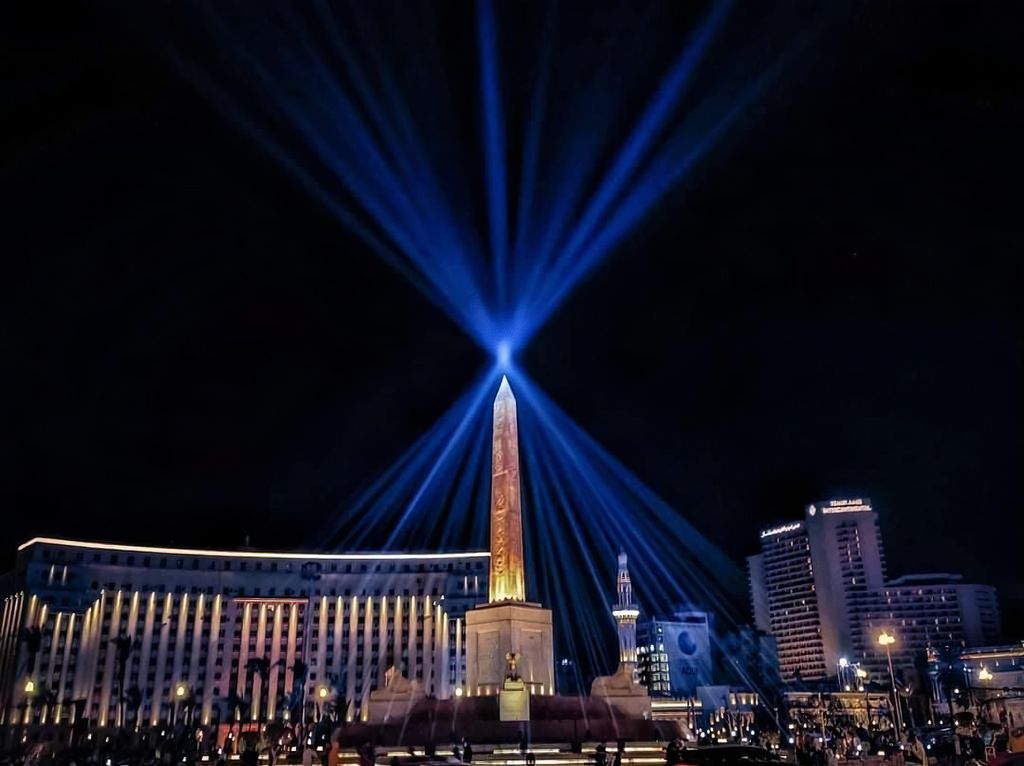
xmin=748 ymin=499 xmax=887 ymax=681
xmin=0 ymin=537 xmax=489 ymax=731
xmin=856 ymin=573 xmax=1000 ymax=677
xmin=748 ymin=498 xmax=1000 ymax=682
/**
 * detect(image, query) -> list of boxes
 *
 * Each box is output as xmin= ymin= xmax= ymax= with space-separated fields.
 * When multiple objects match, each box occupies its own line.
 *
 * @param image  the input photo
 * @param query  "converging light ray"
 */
xmin=515 ymin=372 xmax=746 ymax=596
xmin=510 ymin=5 xmax=555 ymax=307
xmin=316 ymin=1 xmax=491 ymax=314
xmin=163 ymin=0 xmax=814 ymax=686
xmin=184 ymin=2 xmax=498 ymax=349
xmin=173 ymin=54 xmax=456 ymax=327
xmin=314 ymin=360 xmax=756 ymax=688
xmin=477 ymin=0 xmax=510 ymax=316
xmin=509 ymin=368 xmax=752 ymax=683
xmin=175 ymin=0 xmax=800 ymax=360
xmin=525 ymin=87 xmax=756 ymax=339
xmin=318 ymin=364 xmax=501 ymax=552
xmin=516 ymin=0 xmax=733 ymax=339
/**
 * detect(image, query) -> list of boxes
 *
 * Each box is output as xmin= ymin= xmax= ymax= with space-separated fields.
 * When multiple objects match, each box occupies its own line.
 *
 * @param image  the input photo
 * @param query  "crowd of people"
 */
xmin=5 ymin=721 xmax=1024 ymax=766
xmin=787 ymin=721 xmax=1024 ymax=766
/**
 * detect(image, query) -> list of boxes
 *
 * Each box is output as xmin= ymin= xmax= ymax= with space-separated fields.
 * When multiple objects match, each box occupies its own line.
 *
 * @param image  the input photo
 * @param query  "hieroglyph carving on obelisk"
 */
xmin=489 ymin=376 xmax=526 ymax=603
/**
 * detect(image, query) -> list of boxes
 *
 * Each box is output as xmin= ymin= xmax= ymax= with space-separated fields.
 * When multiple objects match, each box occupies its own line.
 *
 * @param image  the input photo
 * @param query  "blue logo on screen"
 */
xmin=677 ymin=630 xmax=698 ymax=656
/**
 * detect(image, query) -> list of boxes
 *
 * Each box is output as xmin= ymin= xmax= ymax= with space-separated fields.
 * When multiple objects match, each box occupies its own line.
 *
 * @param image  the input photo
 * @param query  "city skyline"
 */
xmin=5 ymin=0 xmax=1022 ymax=659
xmin=4 ymin=0 xmax=1022 ymax=757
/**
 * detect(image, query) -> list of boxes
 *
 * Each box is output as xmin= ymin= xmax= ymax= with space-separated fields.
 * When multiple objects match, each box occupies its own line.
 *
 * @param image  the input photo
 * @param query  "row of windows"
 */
xmin=39 ymin=548 xmax=485 ymax=574
xmin=87 ymin=583 xmax=448 ymax=599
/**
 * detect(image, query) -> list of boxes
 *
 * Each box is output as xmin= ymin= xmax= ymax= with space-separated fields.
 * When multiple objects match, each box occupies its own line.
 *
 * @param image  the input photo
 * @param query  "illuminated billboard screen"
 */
xmin=662 ymin=617 xmax=712 ymax=697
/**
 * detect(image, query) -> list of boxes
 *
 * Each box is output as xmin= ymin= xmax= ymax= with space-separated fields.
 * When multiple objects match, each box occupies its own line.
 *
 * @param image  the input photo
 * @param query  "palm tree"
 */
xmin=21 ymin=626 xmax=43 ymax=675
xmin=286 ymin=659 xmax=309 ymax=721
xmin=932 ymin=643 xmax=966 ymax=724
xmin=226 ymin=689 xmax=247 ymax=723
xmin=223 ymin=690 xmax=249 ymax=752
xmin=245 ymin=657 xmax=272 ymax=725
xmin=39 ymin=686 xmax=59 ymax=724
xmin=111 ymin=632 xmax=138 ymax=727
xmin=122 ymin=686 xmax=143 ymax=731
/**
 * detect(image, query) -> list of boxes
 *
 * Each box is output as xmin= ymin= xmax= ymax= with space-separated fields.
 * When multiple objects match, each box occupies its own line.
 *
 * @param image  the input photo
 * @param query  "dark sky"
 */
xmin=3 ymin=2 xmax=1022 ymax=633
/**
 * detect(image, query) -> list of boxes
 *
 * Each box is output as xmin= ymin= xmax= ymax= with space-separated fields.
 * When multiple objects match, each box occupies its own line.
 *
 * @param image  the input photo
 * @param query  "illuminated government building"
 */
xmin=748 ymin=498 xmax=1001 ymax=682
xmin=0 ymin=537 xmax=488 ymax=730
xmin=0 ymin=375 xmax=557 ymax=736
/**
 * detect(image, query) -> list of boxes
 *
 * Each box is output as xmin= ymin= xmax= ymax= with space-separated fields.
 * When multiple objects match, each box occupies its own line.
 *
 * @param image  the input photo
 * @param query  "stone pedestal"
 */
xmin=499 ymin=678 xmax=531 ymax=721
xmin=465 ymin=601 xmax=554 ymax=697
xmin=591 ymin=664 xmax=652 ymax=719
xmin=366 ymin=667 xmax=425 ymax=723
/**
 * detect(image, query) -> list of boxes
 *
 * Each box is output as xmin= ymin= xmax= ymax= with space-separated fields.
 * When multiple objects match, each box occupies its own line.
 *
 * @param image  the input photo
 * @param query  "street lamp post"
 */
xmin=174 ymin=683 xmax=189 ymax=726
xmin=316 ymin=685 xmax=329 ymax=722
xmin=19 ymin=679 xmax=37 ymax=747
xmin=838 ymin=657 xmax=849 ymax=692
xmin=877 ymin=632 xmax=904 ymax=735
xmin=903 ymin=684 xmax=916 ymax=731
xmin=856 ymin=668 xmax=870 ymax=731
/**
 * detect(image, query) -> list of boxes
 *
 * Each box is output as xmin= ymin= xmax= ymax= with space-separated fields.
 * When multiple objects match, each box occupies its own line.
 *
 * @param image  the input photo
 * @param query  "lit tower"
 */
xmin=590 ymin=550 xmax=650 ymax=717
xmin=465 ymin=376 xmax=554 ymax=713
xmin=612 ymin=552 xmax=640 ymax=674
xmin=488 ymin=375 xmax=526 ymax=603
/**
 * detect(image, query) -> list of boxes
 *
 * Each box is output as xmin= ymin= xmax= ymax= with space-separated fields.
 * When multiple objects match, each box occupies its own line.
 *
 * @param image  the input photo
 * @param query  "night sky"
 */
xmin=4 ymin=2 xmax=1022 ymax=634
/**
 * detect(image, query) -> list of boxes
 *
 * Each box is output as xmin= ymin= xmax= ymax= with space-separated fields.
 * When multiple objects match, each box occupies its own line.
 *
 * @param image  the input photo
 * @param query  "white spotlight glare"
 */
xmin=496 ymin=340 xmax=512 ymax=367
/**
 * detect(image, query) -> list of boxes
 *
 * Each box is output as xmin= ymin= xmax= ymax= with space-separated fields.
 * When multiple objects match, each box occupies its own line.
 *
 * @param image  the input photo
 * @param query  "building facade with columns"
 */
xmin=0 ymin=537 xmax=488 ymax=732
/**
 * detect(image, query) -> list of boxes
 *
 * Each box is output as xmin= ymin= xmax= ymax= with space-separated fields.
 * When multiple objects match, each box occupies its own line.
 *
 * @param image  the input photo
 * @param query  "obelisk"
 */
xmin=489 ymin=375 xmax=526 ymax=603
xmin=464 ymin=376 xmax=554 ymax=707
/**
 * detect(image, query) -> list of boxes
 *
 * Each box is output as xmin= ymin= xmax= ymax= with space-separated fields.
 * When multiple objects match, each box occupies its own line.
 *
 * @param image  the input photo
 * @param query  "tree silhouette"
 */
xmin=111 ymin=632 xmax=139 ymax=727
xmin=286 ymin=659 xmax=309 ymax=719
xmin=123 ymin=686 xmax=143 ymax=730
xmin=245 ymin=657 xmax=273 ymax=724
xmin=21 ymin=626 xmax=43 ymax=675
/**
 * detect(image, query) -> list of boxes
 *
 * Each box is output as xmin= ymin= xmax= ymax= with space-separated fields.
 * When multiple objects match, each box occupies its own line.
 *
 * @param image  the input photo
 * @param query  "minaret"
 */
xmin=591 ymin=551 xmax=650 ymax=716
xmin=489 ymin=375 xmax=526 ymax=603
xmin=611 ymin=552 xmax=640 ymax=673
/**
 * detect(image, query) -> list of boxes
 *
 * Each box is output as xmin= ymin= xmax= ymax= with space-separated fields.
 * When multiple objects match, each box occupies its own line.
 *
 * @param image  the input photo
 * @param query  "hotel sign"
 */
xmin=760 ymin=522 xmax=802 ymax=538
xmin=808 ymin=499 xmax=872 ymax=516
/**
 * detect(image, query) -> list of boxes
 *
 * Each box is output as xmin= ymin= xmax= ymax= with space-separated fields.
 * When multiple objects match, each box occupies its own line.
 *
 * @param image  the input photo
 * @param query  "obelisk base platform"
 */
xmin=465 ymin=602 xmax=555 ymax=697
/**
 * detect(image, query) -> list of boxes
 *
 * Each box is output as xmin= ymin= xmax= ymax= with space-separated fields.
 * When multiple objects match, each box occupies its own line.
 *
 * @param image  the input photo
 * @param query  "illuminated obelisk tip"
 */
xmin=489 ymin=375 xmax=526 ymax=603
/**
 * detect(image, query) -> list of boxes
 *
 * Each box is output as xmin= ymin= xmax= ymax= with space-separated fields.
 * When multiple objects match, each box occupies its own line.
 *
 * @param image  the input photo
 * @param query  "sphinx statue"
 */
xmin=590 ymin=664 xmax=651 ymax=719
xmin=366 ymin=665 xmax=425 ymax=723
